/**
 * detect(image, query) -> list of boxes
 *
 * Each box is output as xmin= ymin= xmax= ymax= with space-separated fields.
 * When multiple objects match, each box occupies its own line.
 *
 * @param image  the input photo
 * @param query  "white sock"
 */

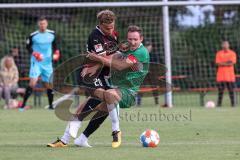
xmin=107 ymin=104 xmax=120 ymax=132
xmin=79 ymin=133 xmax=88 ymax=142
xmin=60 ymin=123 xmax=71 ymax=144
xmin=69 ymin=119 xmax=82 ymax=138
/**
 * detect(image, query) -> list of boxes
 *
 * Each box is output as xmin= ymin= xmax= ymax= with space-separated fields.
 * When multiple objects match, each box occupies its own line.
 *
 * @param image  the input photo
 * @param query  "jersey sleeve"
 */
xmin=26 ymin=35 xmax=33 ymax=54
xmin=87 ymin=32 xmax=105 ymax=55
xmin=52 ymin=32 xmax=59 ymax=52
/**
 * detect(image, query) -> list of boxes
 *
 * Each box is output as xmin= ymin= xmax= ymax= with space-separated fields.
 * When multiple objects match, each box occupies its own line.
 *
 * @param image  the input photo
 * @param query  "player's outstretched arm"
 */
xmin=87 ymin=51 xmax=136 ymax=71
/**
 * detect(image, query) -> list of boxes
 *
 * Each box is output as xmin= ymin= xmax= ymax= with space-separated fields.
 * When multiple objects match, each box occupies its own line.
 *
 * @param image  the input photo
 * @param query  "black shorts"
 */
xmin=76 ymin=67 xmax=110 ymax=95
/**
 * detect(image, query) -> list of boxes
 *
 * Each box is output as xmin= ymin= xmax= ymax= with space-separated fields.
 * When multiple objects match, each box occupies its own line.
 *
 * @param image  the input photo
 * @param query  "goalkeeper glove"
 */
xmin=53 ymin=50 xmax=60 ymax=62
xmin=32 ymin=51 xmax=43 ymax=61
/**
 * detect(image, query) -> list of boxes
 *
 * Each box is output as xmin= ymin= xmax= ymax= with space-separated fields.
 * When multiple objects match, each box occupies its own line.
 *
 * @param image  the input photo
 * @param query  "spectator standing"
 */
xmin=215 ymin=40 xmax=237 ymax=107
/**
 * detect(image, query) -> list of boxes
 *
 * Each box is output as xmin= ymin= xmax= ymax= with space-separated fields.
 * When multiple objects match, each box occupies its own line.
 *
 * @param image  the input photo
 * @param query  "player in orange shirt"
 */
xmin=215 ymin=41 xmax=236 ymax=107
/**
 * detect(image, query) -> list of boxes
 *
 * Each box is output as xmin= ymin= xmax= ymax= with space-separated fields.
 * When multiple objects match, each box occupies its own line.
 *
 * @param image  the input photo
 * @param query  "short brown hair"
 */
xmin=97 ymin=10 xmax=116 ymax=24
xmin=127 ymin=25 xmax=143 ymax=36
xmin=38 ymin=16 xmax=47 ymax=22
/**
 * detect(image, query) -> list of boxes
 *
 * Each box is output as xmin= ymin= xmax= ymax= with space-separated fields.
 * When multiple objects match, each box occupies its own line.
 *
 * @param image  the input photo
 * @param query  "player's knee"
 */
xmin=105 ymin=90 xmax=114 ymax=96
xmin=103 ymin=91 xmax=110 ymax=100
xmin=104 ymin=91 xmax=115 ymax=104
xmin=94 ymin=88 xmax=105 ymax=100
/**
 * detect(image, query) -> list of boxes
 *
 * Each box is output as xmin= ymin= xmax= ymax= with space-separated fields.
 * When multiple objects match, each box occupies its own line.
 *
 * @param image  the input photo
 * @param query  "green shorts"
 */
xmin=119 ymin=88 xmax=136 ymax=108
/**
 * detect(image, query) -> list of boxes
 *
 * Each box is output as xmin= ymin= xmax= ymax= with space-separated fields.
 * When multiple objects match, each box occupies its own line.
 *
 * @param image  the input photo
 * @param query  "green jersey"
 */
xmin=110 ymin=43 xmax=149 ymax=93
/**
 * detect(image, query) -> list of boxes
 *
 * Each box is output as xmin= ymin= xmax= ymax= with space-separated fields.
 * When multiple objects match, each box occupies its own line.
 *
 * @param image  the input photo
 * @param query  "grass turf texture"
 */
xmin=0 ymin=96 xmax=239 ymax=160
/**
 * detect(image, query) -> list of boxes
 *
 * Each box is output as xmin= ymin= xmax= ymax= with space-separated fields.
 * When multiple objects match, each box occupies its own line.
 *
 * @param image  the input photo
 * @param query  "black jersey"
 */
xmin=77 ymin=26 xmax=118 ymax=90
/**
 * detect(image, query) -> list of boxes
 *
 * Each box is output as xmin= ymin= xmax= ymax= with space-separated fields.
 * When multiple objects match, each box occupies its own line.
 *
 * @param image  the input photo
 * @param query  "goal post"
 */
xmin=163 ymin=0 xmax=172 ymax=107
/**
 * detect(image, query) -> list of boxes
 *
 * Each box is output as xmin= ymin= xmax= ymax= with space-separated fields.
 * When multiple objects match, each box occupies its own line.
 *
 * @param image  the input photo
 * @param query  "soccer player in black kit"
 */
xmin=48 ymin=10 xmax=121 ymax=148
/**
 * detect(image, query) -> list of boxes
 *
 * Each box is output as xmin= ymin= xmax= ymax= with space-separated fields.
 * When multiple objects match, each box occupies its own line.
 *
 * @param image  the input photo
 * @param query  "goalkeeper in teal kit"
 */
xmin=19 ymin=17 xmax=60 ymax=111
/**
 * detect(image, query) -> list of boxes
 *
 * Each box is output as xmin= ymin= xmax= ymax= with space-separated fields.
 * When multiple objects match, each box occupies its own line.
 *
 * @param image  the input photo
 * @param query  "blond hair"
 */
xmin=0 ymin=55 xmax=19 ymax=85
xmin=0 ymin=55 xmax=18 ymax=71
xmin=97 ymin=9 xmax=116 ymax=24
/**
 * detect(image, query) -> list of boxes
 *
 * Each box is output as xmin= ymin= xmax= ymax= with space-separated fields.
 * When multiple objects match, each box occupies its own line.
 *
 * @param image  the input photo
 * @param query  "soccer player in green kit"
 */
xmin=83 ymin=25 xmax=149 ymax=148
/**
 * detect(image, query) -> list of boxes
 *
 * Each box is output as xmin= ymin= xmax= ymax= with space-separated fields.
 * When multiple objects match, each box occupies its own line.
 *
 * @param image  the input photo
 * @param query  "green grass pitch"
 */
xmin=0 ymin=96 xmax=239 ymax=160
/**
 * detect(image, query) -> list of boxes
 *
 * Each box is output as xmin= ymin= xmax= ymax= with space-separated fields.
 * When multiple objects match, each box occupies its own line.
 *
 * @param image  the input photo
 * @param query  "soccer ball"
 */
xmin=205 ymin=101 xmax=215 ymax=108
xmin=140 ymin=129 xmax=160 ymax=147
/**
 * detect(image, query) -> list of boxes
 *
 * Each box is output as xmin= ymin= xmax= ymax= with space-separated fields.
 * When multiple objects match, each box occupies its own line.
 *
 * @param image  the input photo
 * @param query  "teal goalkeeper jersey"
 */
xmin=26 ymin=29 xmax=57 ymax=66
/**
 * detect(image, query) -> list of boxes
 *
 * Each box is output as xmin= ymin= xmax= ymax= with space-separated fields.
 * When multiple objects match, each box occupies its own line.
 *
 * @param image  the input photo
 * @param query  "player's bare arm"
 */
xmin=87 ymin=51 xmax=135 ymax=71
